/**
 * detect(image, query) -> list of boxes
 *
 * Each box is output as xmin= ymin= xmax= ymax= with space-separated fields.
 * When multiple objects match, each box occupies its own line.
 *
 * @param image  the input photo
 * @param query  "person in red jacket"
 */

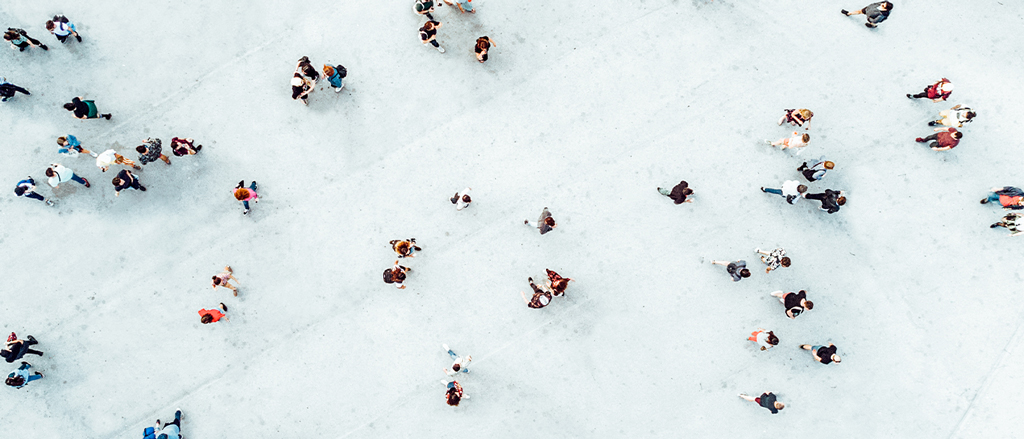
xmin=907 ymin=78 xmax=953 ymax=102
xmin=199 ymin=303 xmax=229 ymax=324
xmin=915 ymin=127 xmax=962 ymax=151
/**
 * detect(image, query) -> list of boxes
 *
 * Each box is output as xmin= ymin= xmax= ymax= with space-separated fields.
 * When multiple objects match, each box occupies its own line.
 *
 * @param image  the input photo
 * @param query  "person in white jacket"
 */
xmin=95 ymin=149 xmax=140 ymax=172
xmin=747 ymin=328 xmax=779 ymax=351
xmin=45 ymin=164 xmax=90 ymax=188
xmin=441 ymin=344 xmax=472 ymax=376
xmin=760 ymin=180 xmax=806 ymax=205
xmin=450 ymin=187 xmax=472 ymax=210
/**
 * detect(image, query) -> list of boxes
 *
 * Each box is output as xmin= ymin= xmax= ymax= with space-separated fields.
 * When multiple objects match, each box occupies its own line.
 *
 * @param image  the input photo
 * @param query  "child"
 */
xmin=14 ymin=178 xmax=52 ymax=205
xmin=771 ymin=290 xmax=813 ymax=319
xmin=546 ymin=269 xmax=573 ymax=297
xmin=657 ymin=181 xmax=694 ymax=204
xmin=5 ymin=362 xmax=43 ymax=389
xmin=442 ymin=344 xmax=472 ymax=376
xmin=112 ymin=169 xmax=146 ymax=196
xmin=767 ymin=132 xmax=810 ymax=150
xmin=323 ymin=64 xmax=346 ymax=93
xmin=797 ymin=158 xmax=834 ymax=182
xmin=981 ymin=186 xmax=1024 ymax=210
xmin=761 ymin=180 xmax=807 ymax=205
xmin=710 ymin=260 xmax=750 ymax=282
xmin=991 ymin=213 xmax=1024 ymax=237
xmin=801 ymin=343 xmax=841 ymax=364
xmin=390 ymin=239 xmax=422 ymax=258
xmin=450 ymin=187 xmax=472 ymax=210
xmin=778 ymin=109 xmax=813 ymax=130
xmin=748 ymin=328 xmax=779 ymax=351
xmin=199 ymin=303 xmax=229 ymax=324
xmin=4 ymin=28 xmax=47 ymax=51
xmin=45 ymin=15 xmax=82 ymax=43
xmin=929 ymin=104 xmax=975 ymax=128
xmin=383 ymin=261 xmax=411 ymax=289
xmin=290 ymin=73 xmax=314 ymax=105
xmin=525 ymin=207 xmax=557 ymax=234
xmin=908 ymin=78 xmax=953 ymax=102
xmin=475 ymin=36 xmax=496 ymax=63
xmin=738 ymin=392 xmax=784 ymax=414
xmin=212 ymin=266 xmax=240 ymax=296
xmin=136 ymin=138 xmax=171 ymax=166
xmin=803 ymin=189 xmax=846 ymax=214
xmin=170 ymin=137 xmax=202 ymax=156
xmin=444 ymin=380 xmax=467 ymax=406
xmin=1 ymin=335 xmax=43 ymax=363
xmin=915 ymin=127 xmax=962 ymax=151
xmin=233 ymin=180 xmax=259 ymax=215
xmin=56 ymin=135 xmax=97 ymax=157
xmin=46 ymin=164 xmax=90 ymax=188
xmin=420 ymin=21 xmax=445 ymax=53
xmin=64 ymin=97 xmax=111 ymax=120
xmin=841 ymin=1 xmax=893 ymax=28
xmin=0 ymin=78 xmax=30 ymax=102
xmin=95 ymin=149 xmax=141 ymax=172
xmin=755 ymin=248 xmax=790 ymax=273
xmin=521 ymin=277 xmax=553 ymax=309
xmin=443 ymin=0 xmax=474 ymax=13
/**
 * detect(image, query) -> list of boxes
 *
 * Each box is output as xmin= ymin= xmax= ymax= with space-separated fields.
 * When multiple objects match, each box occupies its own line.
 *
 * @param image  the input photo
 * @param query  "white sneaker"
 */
xmin=436 ymin=46 xmax=445 ymax=53
xmin=442 ymin=344 xmax=450 ymax=352
xmin=89 ymin=152 xmax=98 ymax=157
xmin=45 ymin=199 xmax=54 ymax=206
xmin=334 ymin=87 xmax=343 ymax=93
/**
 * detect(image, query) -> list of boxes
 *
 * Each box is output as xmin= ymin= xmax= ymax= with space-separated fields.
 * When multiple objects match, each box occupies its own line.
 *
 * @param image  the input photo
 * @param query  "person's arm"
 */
xmin=487 ymin=38 xmax=496 ymax=47
xmin=931 ymin=146 xmax=953 ymax=151
xmin=1010 ymin=230 xmax=1024 ymax=237
xmin=520 ymin=291 xmax=530 ymax=304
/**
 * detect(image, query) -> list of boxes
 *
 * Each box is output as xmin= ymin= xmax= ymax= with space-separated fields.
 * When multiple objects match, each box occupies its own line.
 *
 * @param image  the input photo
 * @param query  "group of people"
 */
xmin=414 ymin=0 xmax=495 ymax=62
xmin=763 ymin=108 xmax=847 ymax=214
xmin=3 ymin=333 xmax=45 ymax=389
xmin=290 ymin=56 xmax=347 ymax=105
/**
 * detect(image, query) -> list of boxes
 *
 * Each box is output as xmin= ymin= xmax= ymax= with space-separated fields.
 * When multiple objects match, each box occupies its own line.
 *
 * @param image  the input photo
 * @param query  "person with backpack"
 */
xmin=908 ymin=78 xmax=953 ymax=102
xmin=5 ymin=362 xmax=43 ymax=389
xmin=169 ymin=137 xmax=202 ymax=156
xmin=475 ymin=36 xmax=496 ymax=63
xmin=0 ymin=78 xmax=30 ymax=102
xmin=761 ymin=180 xmax=807 ymax=205
xmin=323 ymin=64 xmax=346 ymax=92
xmin=414 ymin=0 xmax=439 ymax=20
xmin=929 ymin=104 xmax=976 ymax=128
xmin=96 ymin=149 xmax=141 ymax=172
xmin=112 ymin=169 xmax=146 ymax=196
xmin=747 ymin=328 xmax=779 ymax=351
xmin=64 ymin=96 xmax=111 ymax=120
xmin=778 ymin=108 xmax=813 ymax=130
xmin=771 ymin=290 xmax=813 ymax=319
xmin=136 ymin=137 xmax=171 ymax=166
xmin=981 ymin=186 xmax=1024 ymax=210
xmin=14 ymin=177 xmax=53 ymax=205
xmin=2 ymin=334 xmax=43 ymax=363
xmin=657 ymin=180 xmax=694 ymax=204
xmin=442 ymin=344 xmax=472 ymax=377
xmin=841 ymin=1 xmax=893 ymax=28
xmin=57 ymin=135 xmax=98 ymax=158
xmin=738 ymin=392 xmax=784 ymax=414
xmin=4 ymin=28 xmax=47 ymax=51
xmin=797 ymin=157 xmax=834 ymax=182
xmin=420 ymin=21 xmax=445 ymax=53
xmin=520 ymin=277 xmax=553 ymax=309
xmin=383 ymin=261 xmax=411 ymax=289
xmin=990 ymin=213 xmax=1024 ymax=237
xmin=233 ymin=180 xmax=259 ymax=215
xmin=46 ymin=163 xmax=90 ymax=189
xmin=801 ymin=343 xmax=841 ymax=364
xmin=915 ymin=127 xmax=962 ymax=151
xmin=767 ymin=132 xmax=810 ymax=150
xmin=45 ymin=15 xmax=82 ymax=44
xmin=212 ymin=266 xmax=240 ymax=297
xmin=755 ymin=248 xmax=790 ymax=273
xmin=450 ymin=187 xmax=472 ymax=210
xmin=709 ymin=259 xmax=751 ymax=282
xmin=443 ymin=380 xmax=467 ymax=406
xmin=444 ymin=0 xmax=475 ymax=13
xmin=144 ymin=409 xmax=183 ymax=439
xmin=390 ymin=239 xmax=422 ymax=258
xmin=525 ymin=207 xmax=557 ymax=234
xmin=199 ymin=303 xmax=229 ymax=324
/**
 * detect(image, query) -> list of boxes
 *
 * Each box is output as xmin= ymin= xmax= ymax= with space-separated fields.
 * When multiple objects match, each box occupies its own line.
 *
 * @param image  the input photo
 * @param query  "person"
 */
xmin=1 ymin=335 xmax=43 ymax=363
xmin=929 ymin=104 xmax=975 ymax=128
xmin=390 ymin=239 xmax=422 ymax=258
xmin=444 ymin=0 xmax=475 ymax=13
xmin=414 ymin=0 xmax=438 ymax=19
xmin=797 ymin=158 xmax=834 ymax=182
xmin=296 ymin=56 xmax=319 ymax=82
xmin=755 ymin=248 xmax=790 ymax=273
xmin=444 ymin=380 xmax=467 ymax=406
xmin=841 ymin=1 xmax=892 ymax=28
xmin=981 ymin=186 xmax=1024 ymax=210
xmin=46 ymin=163 xmax=90 ymax=189
xmin=64 ymin=97 xmax=111 ymax=120
xmin=56 ymin=135 xmax=97 ymax=157
xmin=908 ymin=78 xmax=953 ymax=102
xmin=323 ymin=64 xmax=346 ymax=93
xmin=96 ymin=149 xmax=141 ymax=172
xmin=525 ymin=207 xmax=557 ymax=234
xmin=212 ymin=266 xmax=239 ymax=296
xmin=290 ymin=73 xmax=314 ymax=106
xmin=450 ymin=187 xmax=472 ymax=210
xmin=801 ymin=343 xmax=841 ymax=364
xmin=748 ymin=328 xmax=779 ymax=351
xmin=14 ymin=178 xmax=53 ymax=205
xmin=778 ymin=109 xmax=813 ymax=130
xmin=169 ymin=137 xmax=202 ymax=156
xmin=991 ymin=213 xmax=1024 ymax=237
xmin=761 ymin=180 xmax=807 ymax=205
xmin=5 ymin=362 xmax=43 ymax=389
xmin=383 ymin=261 xmax=411 ymax=289
xmin=233 ymin=180 xmax=259 ymax=215
xmin=475 ymin=36 xmax=496 ymax=63
xmin=803 ymin=189 xmax=846 ymax=214
xmin=112 ymin=169 xmax=145 ymax=196
xmin=45 ymin=15 xmax=82 ymax=43
xmin=767 ymin=132 xmax=810 ymax=150
xmin=915 ymin=127 xmax=962 ymax=151
xmin=771 ymin=290 xmax=813 ymax=319
xmin=4 ymin=28 xmax=47 ymax=51
xmin=738 ymin=392 xmax=784 ymax=414
xmin=0 ymin=78 xmax=30 ymax=102
xmin=520 ymin=277 xmax=553 ymax=309
xmin=545 ymin=269 xmax=573 ymax=297
xmin=441 ymin=344 xmax=472 ymax=376
xmin=710 ymin=260 xmax=751 ymax=282
xmin=657 ymin=181 xmax=694 ymax=204
xmin=420 ymin=21 xmax=445 ymax=53
xmin=136 ymin=138 xmax=171 ymax=166
xmin=150 ymin=409 xmax=183 ymax=439
xmin=199 ymin=303 xmax=229 ymax=324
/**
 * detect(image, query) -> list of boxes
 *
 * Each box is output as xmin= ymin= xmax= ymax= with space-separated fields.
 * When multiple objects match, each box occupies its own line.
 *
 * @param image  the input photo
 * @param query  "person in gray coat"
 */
xmin=842 ymin=1 xmax=893 ymax=28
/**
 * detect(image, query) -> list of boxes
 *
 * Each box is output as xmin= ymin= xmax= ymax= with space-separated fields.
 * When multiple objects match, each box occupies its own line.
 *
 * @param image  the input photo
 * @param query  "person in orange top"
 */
xmin=199 ymin=303 xmax=229 ymax=324
xmin=981 ymin=186 xmax=1024 ymax=210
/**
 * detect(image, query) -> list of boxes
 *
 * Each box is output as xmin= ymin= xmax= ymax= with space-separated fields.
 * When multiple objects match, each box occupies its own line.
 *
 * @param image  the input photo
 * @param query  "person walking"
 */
xmin=915 ymin=127 xmax=962 ymax=151
xmin=383 ymin=261 xmax=411 ymax=289
xmin=0 ymin=78 xmax=30 ymax=102
xmin=657 ymin=181 xmax=694 ymax=204
xmin=1 ymin=335 xmax=43 ymax=363
xmin=444 ymin=380 xmax=467 ymax=406
xmin=96 ymin=149 xmax=141 ymax=172
xmin=212 ymin=266 xmax=239 ymax=296
xmin=981 ymin=186 xmax=1024 ymax=210
xmin=45 ymin=15 xmax=82 ymax=43
xmin=770 ymin=290 xmax=813 ymax=319
xmin=46 ymin=163 xmax=90 ymax=189
xmin=803 ymin=189 xmax=846 ymax=214
xmin=56 ymin=135 xmax=97 ymax=157
xmin=525 ymin=207 xmax=557 ymax=234
xmin=991 ymin=213 xmax=1024 ymax=237
xmin=169 ymin=137 xmax=202 ymax=156
xmin=150 ymin=409 xmax=184 ymax=439
xmin=908 ymin=78 xmax=953 ymax=102
xmin=444 ymin=0 xmax=475 ymax=13
xmin=755 ymin=248 xmax=790 ymax=273
xmin=797 ymin=157 xmax=834 ymax=182
xmin=414 ymin=0 xmax=438 ymax=19
xmin=520 ymin=277 xmax=553 ymax=309
xmin=748 ymin=328 xmax=779 ymax=351
xmin=5 ymin=362 xmax=43 ymax=389
xmin=801 ymin=343 xmax=841 ymax=364
xmin=738 ymin=392 xmax=784 ymax=414
xmin=136 ymin=137 xmax=171 ymax=166
xmin=441 ymin=344 xmax=472 ymax=376
xmin=545 ymin=269 xmax=573 ymax=297
xmin=4 ymin=27 xmax=47 ymax=51
xmin=14 ymin=177 xmax=53 ymax=205
xmin=761 ymin=180 xmax=807 ymax=205
xmin=233 ymin=180 xmax=259 ymax=215
xmin=710 ymin=259 xmax=751 ymax=281
xmin=64 ymin=96 xmax=111 ymax=120
xmin=778 ymin=108 xmax=813 ymax=130
xmin=390 ymin=239 xmax=422 ymax=258
xmin=929 ymin=104 xmax=975 ymax=128
xmin=767 ymin=132 xmax=810 ymax=150
xmin=420 ymin=21 xmax=445 ymax=53
xmin=199 ymin=303 xmax=229 ymax=324
xmin=841 ymin=1 xmax=893 ymax=28
xmin=475 ymin=36 xmax=496 ymax=63
xmin=323 ymin=64 xmax=347 ymax=93
xmin=112 ymin=169 xmax=145 ymax=196
xmin=450 ymin=187 xmax=472 ymax=210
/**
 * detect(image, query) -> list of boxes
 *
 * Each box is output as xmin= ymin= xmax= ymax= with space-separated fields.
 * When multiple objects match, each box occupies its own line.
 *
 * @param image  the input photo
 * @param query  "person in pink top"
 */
xmin=211 ymin=266 xmax=239 ymax=296
xmin=233 ymin=180 xmax=259 ymax=215
xmin=915 ymin=127 xmax=961 ymax=151
xmin=767 ymin=132 xmax=810 ymax=150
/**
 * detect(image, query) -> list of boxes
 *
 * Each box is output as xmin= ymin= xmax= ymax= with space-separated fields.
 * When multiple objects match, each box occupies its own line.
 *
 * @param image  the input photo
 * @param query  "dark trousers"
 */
xmin=429 ymin=40 xmax=439 ymax=47
xmin=24 ymin=192 xmax=44 ymax=201
xmin=920 ymin=133 xmax=941 ymax=148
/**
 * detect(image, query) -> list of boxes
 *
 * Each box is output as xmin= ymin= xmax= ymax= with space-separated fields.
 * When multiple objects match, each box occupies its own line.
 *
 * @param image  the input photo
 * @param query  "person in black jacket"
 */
xmin=1 ymin=335 xmax=43 ymax=363
xmin=112 ymin=169 xmax=145 ymax=196
xmin=739 ymin=392 xmax=784 ymax=414
xmin=658 ymin=181 xmax=694 ymax=204
xmin=801 ymin=343 xmax=841 ymax=364
xmin=803 ymin=189 xmax=845 ymax=214
xmin=0 ymin=79 xmax=30 ymax=102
